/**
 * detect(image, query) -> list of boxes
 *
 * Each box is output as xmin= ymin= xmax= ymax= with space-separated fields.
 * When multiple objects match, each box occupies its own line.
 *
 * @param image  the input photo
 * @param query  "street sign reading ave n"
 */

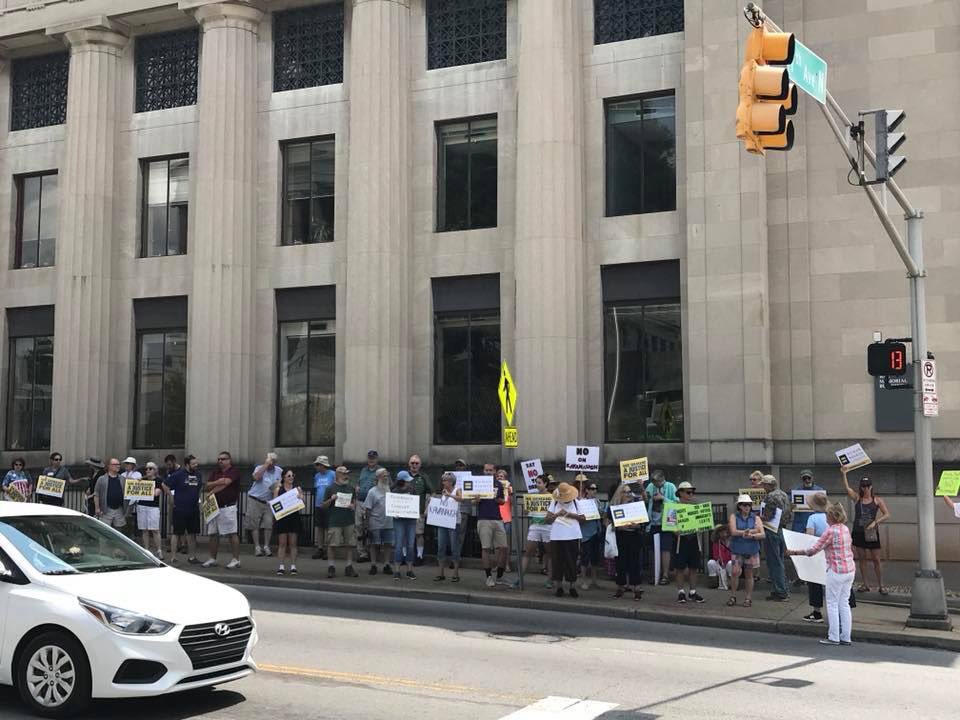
xmin=788 ymin=40 xmax=827 ymax=104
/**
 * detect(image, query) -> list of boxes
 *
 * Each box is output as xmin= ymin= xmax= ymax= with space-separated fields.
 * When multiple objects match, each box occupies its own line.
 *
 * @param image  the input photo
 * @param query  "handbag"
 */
xmin=604 ymin=524 xmax=618 ymax=559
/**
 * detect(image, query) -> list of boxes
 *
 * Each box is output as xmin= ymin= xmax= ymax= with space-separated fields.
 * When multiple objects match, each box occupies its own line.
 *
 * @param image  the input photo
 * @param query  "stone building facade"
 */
xmin=0 ymin=0 xmax=958 ymax=558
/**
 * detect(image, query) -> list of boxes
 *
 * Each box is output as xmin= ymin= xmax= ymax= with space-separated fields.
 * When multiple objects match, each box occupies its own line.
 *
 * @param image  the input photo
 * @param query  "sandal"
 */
xmin=727 ymin=596 xmax=737 ymax=607
xmin=856 ymin=584 xmax=871 ymax=593
xmin=878 ymin=586 xmax=888 ymax=595
xmin=743 ymin=598 xmax=752 ymax=607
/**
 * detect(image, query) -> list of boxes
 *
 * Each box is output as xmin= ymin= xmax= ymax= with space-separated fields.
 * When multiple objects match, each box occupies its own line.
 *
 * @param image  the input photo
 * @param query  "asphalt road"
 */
xmin=2 ymin=584 xmax=957 ymax=719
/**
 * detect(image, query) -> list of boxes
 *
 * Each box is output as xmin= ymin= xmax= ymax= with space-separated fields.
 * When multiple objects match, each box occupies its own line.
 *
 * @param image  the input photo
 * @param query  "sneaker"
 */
xmin=394 ymin=572 xmax=401 ymax=582
xmin=226 ymin=558 xmax=241 ymax=570
xmin=839 ymin=640 xmax=852 ymax=646
xmin=327 ymin=566 xmax=336 ymax=579
xmin=433 ymin=575 xmax=446 ymax=583
xmin=677 ymin=591 xmax=687 ymax=604
xmin=383 ymin=564 xmax=393 ymax=575
xmin=690 ymin=591 xmax=705 ymax=604
xmin=803 ymin=611 xmax=824 ymax=623
xmin=263 ymin=547 xmax=272 ymax=557
xmin=202 ymin=559 xmax=217 ymax=568
xmin=406 ymin=571 xmax=416 ymax=580
xmin=254 ymin=546 xmax=264 ymax=557
xmin=555 ymin=587 xmax=565 ymax=597
xmin=369 ymin=565 xmax=379 ymax=576
xmin=187 ymin=557 xmax=201 ymax=565
xmin=819 ymin=639 xmax=839 ymax=646
xmin=495 ymin=578 xmax=511 ymax=587
xmin=344 ymin=565 xmax=357 ymax=578
xmin=569 ymin=587 xmax=579 ymax=599
xmin=277 ymin=566 xmax=285 ymax=576
xmin=290 ymin=565 xmax=298 ymax=575
xmin=485 ymin=575 xmax=496 ymax=588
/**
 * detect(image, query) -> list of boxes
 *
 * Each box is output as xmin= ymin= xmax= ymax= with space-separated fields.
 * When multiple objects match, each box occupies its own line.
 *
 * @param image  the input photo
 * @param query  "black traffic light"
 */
xmin=867 ymin=341 xmax=907 ymax=377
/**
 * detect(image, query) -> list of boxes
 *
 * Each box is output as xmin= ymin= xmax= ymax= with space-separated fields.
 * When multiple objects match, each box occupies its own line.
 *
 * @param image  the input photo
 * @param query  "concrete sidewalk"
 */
xmin=177 ymin=547 xmax=960 ymax=653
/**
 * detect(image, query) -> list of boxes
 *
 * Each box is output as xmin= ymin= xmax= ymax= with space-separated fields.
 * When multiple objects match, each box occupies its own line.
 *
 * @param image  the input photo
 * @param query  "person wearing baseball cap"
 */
xmin=356 ymin=450 xmax=384 ymax=563
xmin=727 ymin=493 xmax=764 ymax=607
xmin=391 ymin=471 xmax=418 ymax=580
xmin=673 ymin=482 xmax=705 ymax=604
xmin=312 ymin=456 xmax=335 ymax=559
xmin=790 ymin=469 xmax=824 ymax=534
xmin=320 ymin=466 xmax=358 ymax=578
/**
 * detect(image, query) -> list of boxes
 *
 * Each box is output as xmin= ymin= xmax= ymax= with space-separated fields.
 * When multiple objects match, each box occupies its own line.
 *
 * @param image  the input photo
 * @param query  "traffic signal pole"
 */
xmin=747 ymin=6 xmax=950 ymax=629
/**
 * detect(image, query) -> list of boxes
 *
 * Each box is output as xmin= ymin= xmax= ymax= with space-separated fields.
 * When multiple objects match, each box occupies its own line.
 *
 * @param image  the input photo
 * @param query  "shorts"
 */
xmin=671 ymin=534 xmax=701 ymax=571
xmin=173 ymin=508 xmax=201 ymax=535
xmin=325 ymin=525 xmax=357 ymax=547
xmin=478 ymin=519 xmax=508 ymax=551
xmin=527 ymin=523 xmax=552 ymax=544
xmin=732 ymin=553 xmax=760 ymax=570
xmin=243 ymin=497 xmax=273 ymax=531
xmin=275 ymin=511 xmax=301 ymax=535
xmin=579 ymin=534 xmax=602 ymax=567
xmin=207 ymin=505 xmax=238 ymax=536
xmin=137 ymin=505 xmax=160 ymax=531
xmin=100 ymin=507 xmax=127 ymax=529
xmin=369 ymin=528 xmax=395 ymax=545
xmin=416 ymin=517 xmax=426 ymax=535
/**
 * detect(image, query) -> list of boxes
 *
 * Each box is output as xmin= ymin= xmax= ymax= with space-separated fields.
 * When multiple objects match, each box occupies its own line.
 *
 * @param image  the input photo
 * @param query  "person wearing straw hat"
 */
xmin=545 ymin=482 xmax=586 ymax=598
xmin=801 ymin=491 xmax=830 ymax=623
xmin=673 ymin=481 xmax=705 ymax=604
xmin=727 ymin=493 xmax=765 ymax=607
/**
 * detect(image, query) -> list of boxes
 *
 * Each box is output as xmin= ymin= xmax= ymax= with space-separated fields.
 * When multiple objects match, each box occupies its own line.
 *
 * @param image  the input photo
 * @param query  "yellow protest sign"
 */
xmin=935 ymin=471 xmax=960 ymax=497
xmin=4 ymin=484 xmax=26 ymax=502
xmin=498 ymin=360 xmax=518 ymax=426
xmin=201 ymin=493 xmax=221 ymax=524
xmin=36 ymin=475 xmax=66 ymax=499
xmin=619 ymin=457 xmax=649 ymax=484
xmin=523 ymin=493 xmax=553 ymax=515
xmin=739 ymin=487 xmax=766 ymax=506
xmin=124 ymin=479 xmax=156 ymax=502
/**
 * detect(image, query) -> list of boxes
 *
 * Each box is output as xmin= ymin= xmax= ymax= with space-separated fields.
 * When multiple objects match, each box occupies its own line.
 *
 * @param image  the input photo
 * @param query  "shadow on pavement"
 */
xmin=0 ymin=686 xmax=247 ymax=719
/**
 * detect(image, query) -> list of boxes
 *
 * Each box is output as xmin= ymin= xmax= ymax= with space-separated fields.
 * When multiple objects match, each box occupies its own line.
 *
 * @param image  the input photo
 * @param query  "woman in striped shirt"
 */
xmin=787 ymin=502 xmax=856 ymax=646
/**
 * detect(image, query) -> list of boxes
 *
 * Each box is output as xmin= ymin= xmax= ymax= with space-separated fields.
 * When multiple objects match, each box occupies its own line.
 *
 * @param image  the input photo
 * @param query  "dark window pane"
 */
xmin=605 ymin=94 xmax=676 ymax=217
xmin=282 ymin=138 xmax=335 ymax=245
xmin=141 ymin=157 xmax=189 ymax=257
xmin=11 ymin=53 xmax=69 ymax=131
xmin=15 ymin=173 xmax=58 ymax=270
xmin=162 ymin=332 xmax=188 ymax=448
xmin=167 ymin=159 xmax=190 ymax=255
xmin=135 ymin=30 xmax=199 ymax=113
xmin=435 ymin=312 xmax=500 ymax=444
xmin=603 ymin=303 xmax=683 ymax=443
xmin=17 ymin=176 xmax=41 ymax=268
xmin=38 ymin=175 xmax=58 ymax=267
xmin=273 ymin=3 xmax=344 ymax=92
xmin=437 ymin=117 xmax=497 ymax=232
xmin=427 ymin=0 xmax=506 ymax=70
xmin=594 ymin=0 xmax=684 ymax=45
xmin=134 ymin=330 xmax=188 ymax=448
xmin=469 ymin=120 xmax=498 ymax=230
xmin=6 ymin=335 xmax=54 ymax=451
xmin=307 ymin=326 xmax=335 ymax=445
xmin=277 ymin=319 xmax=336 ymax=446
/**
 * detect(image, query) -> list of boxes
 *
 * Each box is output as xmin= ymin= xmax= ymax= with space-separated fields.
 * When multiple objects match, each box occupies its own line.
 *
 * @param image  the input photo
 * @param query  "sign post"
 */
xmin=498 ymin=359 xmax=521 ymax=587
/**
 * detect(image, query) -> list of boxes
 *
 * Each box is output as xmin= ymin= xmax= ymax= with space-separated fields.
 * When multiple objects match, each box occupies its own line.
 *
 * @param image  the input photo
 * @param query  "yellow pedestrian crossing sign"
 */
xmin=498 ymin=360 xmax=517 ymax=426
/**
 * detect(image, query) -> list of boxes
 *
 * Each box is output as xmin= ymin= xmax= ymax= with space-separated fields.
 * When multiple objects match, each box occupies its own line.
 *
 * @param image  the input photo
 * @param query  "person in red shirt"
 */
xmin=202 ymin=451 xmax=242 ymax=569
xmin=707 ymin=524 xmax=733 ymax=591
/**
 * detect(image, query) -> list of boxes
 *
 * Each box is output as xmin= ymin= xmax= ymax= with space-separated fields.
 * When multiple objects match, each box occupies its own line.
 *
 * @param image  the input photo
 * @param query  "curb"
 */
xmin=203 ymin=571 xmax=960 ymax=653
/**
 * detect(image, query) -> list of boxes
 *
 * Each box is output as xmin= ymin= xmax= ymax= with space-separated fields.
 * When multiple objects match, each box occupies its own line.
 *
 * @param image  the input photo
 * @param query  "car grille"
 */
xmin=178 ymin=617 xmax=253 ymax=670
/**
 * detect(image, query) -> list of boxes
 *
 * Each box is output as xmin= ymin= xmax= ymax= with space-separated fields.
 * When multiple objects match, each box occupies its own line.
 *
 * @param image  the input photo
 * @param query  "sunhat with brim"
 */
xmin=808 ymin=492 xmax=829 ymax=513
xmin=314 ymin=455 xmax=331 ymax=467
xmin=677 ymin=481 xmax=695 ymax=491
xmin=736 ymin=494 xmax=754 ymax=506
xmin=85 ymin=457 xmax=105 ymax=470
xmin=554 ymin=482 xmax=578 ymax=503
xmin=123 ymin=456 xmax=137 ymax=465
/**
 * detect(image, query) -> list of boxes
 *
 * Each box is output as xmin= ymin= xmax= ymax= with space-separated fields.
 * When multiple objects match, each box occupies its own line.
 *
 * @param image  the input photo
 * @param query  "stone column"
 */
xmin=185 ymin=0 xmax=263 ymax=461
xmin=513 ymin=0 xmax=585 ymax=460
xmin=48 ymin=20 xmax=128 ymax=462
xmin=342 ymin=0 xmax=411 ymax=463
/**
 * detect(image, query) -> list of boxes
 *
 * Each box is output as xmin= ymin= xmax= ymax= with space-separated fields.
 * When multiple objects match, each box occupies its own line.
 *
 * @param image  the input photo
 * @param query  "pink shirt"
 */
xmin=805 ymin=523 xmax=856 ymax=574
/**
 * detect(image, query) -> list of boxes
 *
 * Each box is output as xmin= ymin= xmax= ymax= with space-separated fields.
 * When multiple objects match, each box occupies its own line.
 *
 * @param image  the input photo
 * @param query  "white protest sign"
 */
xmin=760 ymin=503 xmax=783 ymax=532
xmin=609 ymin=501 xmax=649 ymax=527
xmin=456 ymin=475 xmax=495 ymax=499
xmin=565 ymin=445 xmax=600 ymax=472
xmin=579 ymin=498 xmax=601 ymax=521
xmin=783 ymin=529 xmax=827 ymax=586
xmin=426 ymin=496 xmax=459 ymax=529
xmin=835 ymin=443 xmax=871 ymax=470
xmin=520 ymin=459 xmax=544 ymax=492
xmin=954 ymin=502 xmax=960 ymax=520
xmin=791 ymin=490 xmax=817 ymax=511
xmin=335 ymin=492 xmax=353 ymax=509
xmin=270 ymin=489 xmax=304 ymax=520
xmin=386 ymin=492 xmax=421 ymax=519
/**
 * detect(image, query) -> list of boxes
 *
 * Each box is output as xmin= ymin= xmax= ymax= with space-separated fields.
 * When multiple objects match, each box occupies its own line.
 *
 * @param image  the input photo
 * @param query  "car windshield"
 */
xmin=0 ymin=515 xmax=161 ymax=575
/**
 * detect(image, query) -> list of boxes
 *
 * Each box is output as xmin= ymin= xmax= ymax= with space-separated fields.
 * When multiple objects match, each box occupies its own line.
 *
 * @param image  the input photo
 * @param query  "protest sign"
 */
xmin=520 ymin=459 xmax=544 ymax=492
xmin=270 ymin=489 xmax=303 ymax=521
xmin=835 ymin=443 xmax=871 ymax=470
xmin=783 ymin=529 xmax=827 ymax=585
xmin=124 ymin=478 xmax=156 ymax=502
xmin=335 ymin=492 xmax=353 ymax=509
xmin=609 ymin=501 xmax=649 ymax=528
xmin=954 ymin=503 xmax=960 ymax=520
xmin=456 ymin=475 xmax=495 ymax=499
xmin=760 ymin=503 xmax=783 ymax=532
xmin=4 ymin=483 xmax=26 ymax=502
xmin=565 ymin=445 xmax=600 ymax=472
xmin=426 ymin=496 xmax=459 ymax=529
xmin=935 ymin=471 xmax=960 ymax=497
xmin=36 ymin=475 xmax=66 ymax=499
xmin=619 ymin=457 xmax=649 ymax=484
xmin=791 ymin=490 xmax=818 ymax=511
xmin=662 ymin=502 xmax=713 ymax=533
xmin=739 ymin=487 xmax=766 ymax=506
xmin=579 ymin=498 xmax=601 ymax=521
xmin=386 ymin=492 xmax=421 ymax=519
xmin=201 ymin=493 xmax=221 ymax=524
xmin=523 ymin=493 xmax=552 ymax=519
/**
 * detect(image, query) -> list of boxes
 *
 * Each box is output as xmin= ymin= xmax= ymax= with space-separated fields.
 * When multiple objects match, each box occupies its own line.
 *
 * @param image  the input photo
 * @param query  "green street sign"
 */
xmin=788 ymin=40 xmax=827 ymax=104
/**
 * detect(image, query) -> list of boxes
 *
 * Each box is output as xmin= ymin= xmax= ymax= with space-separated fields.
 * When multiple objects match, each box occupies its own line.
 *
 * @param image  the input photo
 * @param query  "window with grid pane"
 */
xmin=426 ymin=0 xmax=506 ymax=70
xmin=141 ymin=157 xmax=189 ymax=257
xmin=10 ymin=53 xmax=69 ymax=131
xmin=134 ymin=330 xmax=187 ymax=449
xmin=15 ymin=172 xmax=58 ymax=269
xmin=281 ymin=138 xmax=335 ymax=245
xmin=6 ymin=335 xmax=53 ymax=451
xmin=277 ymin=320 xmax=336 ymax=447
xmin=135 ymin=29 xmax=199 ymax=113
xmin=437 ymin=117 xmax=497 ymax=232
xmin=594 ymin=0 xmax=684 ymax=45
xmin=273 ymin=3 xmax=344 ymax=91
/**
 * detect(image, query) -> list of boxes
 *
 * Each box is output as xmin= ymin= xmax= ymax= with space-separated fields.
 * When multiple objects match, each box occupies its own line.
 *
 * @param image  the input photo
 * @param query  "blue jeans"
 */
xmin=436 ymin=527 xmax=460 ymax=562
xmin=765 ymin=530 xmax=787 ymax=596
xmin=393 ymin=518 xmax=416 ymax=566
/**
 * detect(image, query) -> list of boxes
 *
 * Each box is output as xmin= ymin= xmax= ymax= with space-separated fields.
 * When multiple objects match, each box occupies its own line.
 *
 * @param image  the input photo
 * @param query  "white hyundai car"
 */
xmin=0 ymin=502 xmax=257 ymax=717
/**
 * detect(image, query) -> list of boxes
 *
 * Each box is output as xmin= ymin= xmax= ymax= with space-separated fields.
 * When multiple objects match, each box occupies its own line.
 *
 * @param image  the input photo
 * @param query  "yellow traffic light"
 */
xmin=736 ymin=27 xmax=797 ymax=155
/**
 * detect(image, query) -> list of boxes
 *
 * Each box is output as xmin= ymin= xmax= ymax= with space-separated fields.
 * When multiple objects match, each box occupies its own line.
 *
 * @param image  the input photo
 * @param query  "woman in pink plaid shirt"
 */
xmin=787 ymin=502 xmax=856 ymax=646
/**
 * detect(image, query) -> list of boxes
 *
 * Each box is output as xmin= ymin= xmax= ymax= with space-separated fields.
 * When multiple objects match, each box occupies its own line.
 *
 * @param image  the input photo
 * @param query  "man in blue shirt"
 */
xmin=162 ymin=454 xmax=202 ymax=565
xmin=312 ymin=455 xmax=336 ymax=559
xmin=246 ymin=452 xmax=283 ymax=557
xmin=790 ymin=470 xmax=825 ymax=533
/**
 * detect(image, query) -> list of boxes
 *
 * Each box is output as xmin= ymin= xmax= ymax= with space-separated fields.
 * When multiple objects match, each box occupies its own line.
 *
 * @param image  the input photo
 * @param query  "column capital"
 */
xmin=180 ymin=0 xmax=265 ymax=31
xmin=46 ymin=16 xmax=129 ymax=54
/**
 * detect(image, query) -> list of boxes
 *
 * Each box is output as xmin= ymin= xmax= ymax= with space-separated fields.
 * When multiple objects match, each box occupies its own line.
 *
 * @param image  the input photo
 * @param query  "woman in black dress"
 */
xmin=274 ymin=469 xmax=303 ymax=576
xmin=841 ymin=467 xmax=890 ymax=594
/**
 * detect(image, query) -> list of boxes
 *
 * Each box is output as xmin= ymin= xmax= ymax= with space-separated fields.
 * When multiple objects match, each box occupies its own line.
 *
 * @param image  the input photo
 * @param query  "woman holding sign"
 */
xmin=726 ymin=494 xmax=765 ymax=607
xmin=840 ymin=468 xmax=890 ymax=594
xmin=2 ymin=458 xmax=32 ymax=502
xmin=391 ymin=472 xmax=418 ymax=581
xmin=433 ymin=473 xmax=463 ymax=582
xmin=608 ymin=483 xmax=645 ymax=601
xmin=274 ymin=469 xmax=303 ymax=576
xmin=545 ymin=482 xmax=585 ymax=598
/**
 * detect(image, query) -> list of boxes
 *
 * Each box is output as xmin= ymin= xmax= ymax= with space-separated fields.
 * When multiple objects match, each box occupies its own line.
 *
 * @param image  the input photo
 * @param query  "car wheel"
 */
xmin=16 ymin=632 xmax=91 ymax=718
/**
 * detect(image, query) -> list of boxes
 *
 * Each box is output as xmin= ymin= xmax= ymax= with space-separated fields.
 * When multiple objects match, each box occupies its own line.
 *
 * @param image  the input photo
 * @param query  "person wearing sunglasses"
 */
xmin=841 ymin=467 xmax=890 ymax=594
xmin=673 ymin=481 xmax=705 ymax=604
xmin=2 ymin=458 xmax=32 ymax=502
xmin=38 ymin=452 xmax=76 ymax=507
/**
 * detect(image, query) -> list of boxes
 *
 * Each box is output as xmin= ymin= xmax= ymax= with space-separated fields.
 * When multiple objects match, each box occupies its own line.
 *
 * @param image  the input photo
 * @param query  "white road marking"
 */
xmin=499 ymin=696 xmax=619 ymax=719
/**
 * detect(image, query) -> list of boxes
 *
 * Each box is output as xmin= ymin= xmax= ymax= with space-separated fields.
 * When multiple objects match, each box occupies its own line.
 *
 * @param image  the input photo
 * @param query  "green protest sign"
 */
xmin=935 ymin=471 xmax=960 ymax=497
xmin=662 ymin=502 xmax=714 ymax=533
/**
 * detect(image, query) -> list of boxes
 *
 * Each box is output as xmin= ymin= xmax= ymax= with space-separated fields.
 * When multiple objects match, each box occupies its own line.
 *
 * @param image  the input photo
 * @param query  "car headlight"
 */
xmin=79 ymin=598 xmax=174 ymax=636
